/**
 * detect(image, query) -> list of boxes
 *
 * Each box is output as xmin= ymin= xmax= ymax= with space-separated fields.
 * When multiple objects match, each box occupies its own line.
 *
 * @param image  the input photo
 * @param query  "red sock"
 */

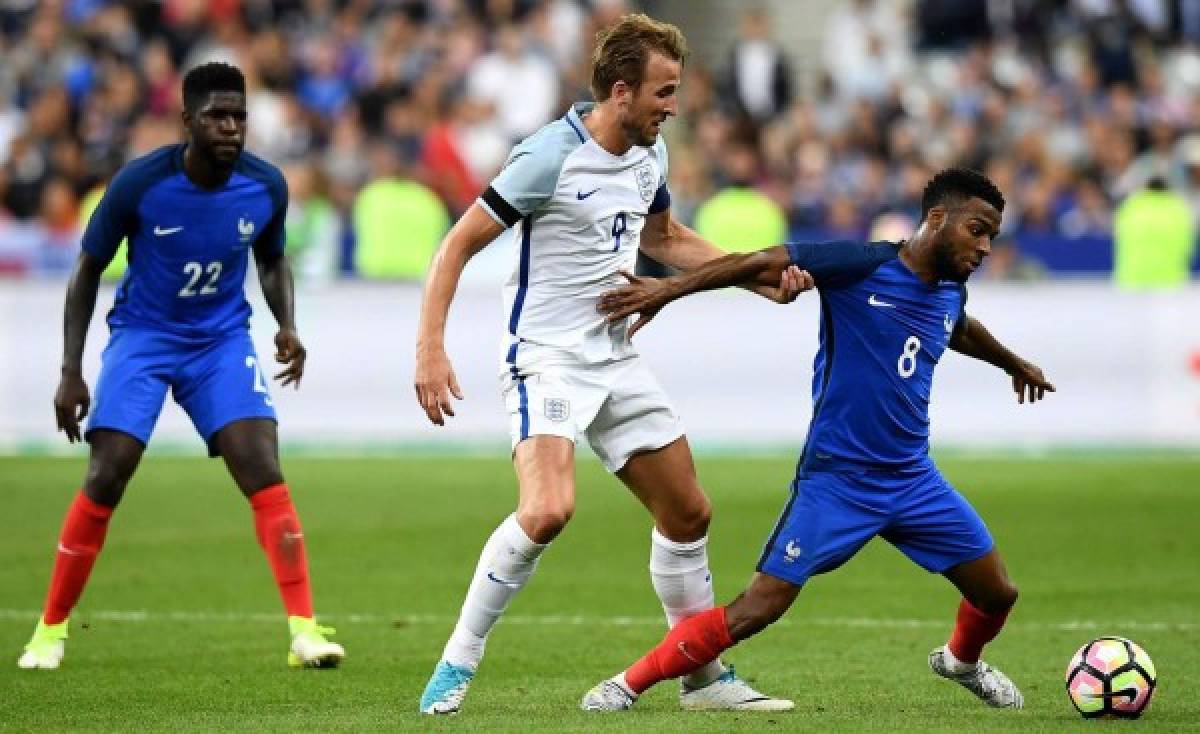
xmin=43 ymin=492 xmax=114 ymax=624
xmin=947 ymin=598 xmax=1011 ymax=663
xmin=624 ymin=607 xmax=734 ymax=694
xmin=250 ymin=483 xmax=313 ymax=619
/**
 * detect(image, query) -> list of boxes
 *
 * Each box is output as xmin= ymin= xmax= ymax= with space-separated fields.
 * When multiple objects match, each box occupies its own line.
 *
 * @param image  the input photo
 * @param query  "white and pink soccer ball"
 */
xmin=1065 ymin=637 xmax=1156 ymax=718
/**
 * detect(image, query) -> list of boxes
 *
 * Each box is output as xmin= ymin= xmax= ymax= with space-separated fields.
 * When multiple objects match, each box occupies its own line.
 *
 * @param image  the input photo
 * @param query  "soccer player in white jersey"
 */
xmin=413 ymin=14 xmax=807 ymax=715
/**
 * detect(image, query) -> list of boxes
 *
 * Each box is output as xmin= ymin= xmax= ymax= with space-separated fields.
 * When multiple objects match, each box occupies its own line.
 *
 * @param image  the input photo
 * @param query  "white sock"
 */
xmin=441 ymin=514 xmax=547 ymax=670
xmin=941 ymin=644 xmax=978 ymax=674
xmin=649 ymin=528 xmax=725 ymax=688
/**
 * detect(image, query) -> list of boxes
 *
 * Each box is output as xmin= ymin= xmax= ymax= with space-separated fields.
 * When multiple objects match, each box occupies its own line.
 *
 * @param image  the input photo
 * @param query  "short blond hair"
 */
xmin=590 ymin=13 xmax=689 ymax=102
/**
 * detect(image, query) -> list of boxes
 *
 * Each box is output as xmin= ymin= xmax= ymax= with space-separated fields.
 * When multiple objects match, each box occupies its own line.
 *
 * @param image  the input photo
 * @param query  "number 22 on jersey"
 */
xmin=178 ymin=261 xmax=222 ymax=297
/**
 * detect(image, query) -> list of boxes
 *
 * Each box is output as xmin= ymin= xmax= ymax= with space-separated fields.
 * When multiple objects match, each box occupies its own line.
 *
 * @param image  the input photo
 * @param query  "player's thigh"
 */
xmin=757 ymin=472 xmax=890 ymax=587
xmin=616 ymin=436 xmax=710 ymax=542
xmin=512 ymin=434 xmax=577 ymax=542
xmin=586 ymin=357 xmax=684 ymax=475
xmin=214 ymin=418 xmax=283 ymax=496
xmin=173 ymin=330 xmax=276 ymax=458
xmin=882 ymin=468 xmax=996 ymax=579
xmin=86 ymin=328 xmax=173 ymax=448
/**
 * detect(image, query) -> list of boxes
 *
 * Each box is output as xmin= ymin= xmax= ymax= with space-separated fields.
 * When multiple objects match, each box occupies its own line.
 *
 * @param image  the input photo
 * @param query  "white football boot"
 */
xmin=929 ymin=646 xmax=1024 ymax=709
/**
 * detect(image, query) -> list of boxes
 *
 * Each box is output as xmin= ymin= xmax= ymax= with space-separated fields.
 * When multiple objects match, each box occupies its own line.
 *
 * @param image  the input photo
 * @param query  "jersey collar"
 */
xmin=565 ymin=102 xmax=593 ymax=143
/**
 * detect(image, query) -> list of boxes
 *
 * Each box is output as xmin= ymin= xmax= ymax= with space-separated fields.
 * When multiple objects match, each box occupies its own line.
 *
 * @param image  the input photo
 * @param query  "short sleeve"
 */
xmin=478 ymin=144 xmax=564 ymax=227
xmin=645 ymin=137 xmax=671 ymax=215
xmin=255 ymin=168 xmax=289 ymax=260
xmin=81 ymin=168 xmax=141 ymax=263
xmin=785 ymin=240 xmax=902 ymax=289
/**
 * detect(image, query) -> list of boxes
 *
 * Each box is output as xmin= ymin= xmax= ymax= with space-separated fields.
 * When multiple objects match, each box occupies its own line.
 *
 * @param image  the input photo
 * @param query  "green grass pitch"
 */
xmin=1 ymin=454 xmax=1198 ymax=732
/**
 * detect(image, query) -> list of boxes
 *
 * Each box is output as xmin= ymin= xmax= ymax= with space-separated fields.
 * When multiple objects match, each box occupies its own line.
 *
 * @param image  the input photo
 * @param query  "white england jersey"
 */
xmin=478 ymin=102 xmax=671 ymax=369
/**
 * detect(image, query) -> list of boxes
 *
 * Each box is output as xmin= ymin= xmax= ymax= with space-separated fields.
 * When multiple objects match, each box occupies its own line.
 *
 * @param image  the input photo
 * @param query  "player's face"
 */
xmin=186 ymin=91 xmax=247 ymax=165
xmin=933 ymin=198 xmax=1001 ymax=282
xmin=623 ymin=51 xmax=681 ymax=147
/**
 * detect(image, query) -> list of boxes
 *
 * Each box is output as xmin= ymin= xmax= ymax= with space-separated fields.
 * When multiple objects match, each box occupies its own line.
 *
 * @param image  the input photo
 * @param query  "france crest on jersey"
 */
xmin=81 ymin=144 xmax=287 ymax=455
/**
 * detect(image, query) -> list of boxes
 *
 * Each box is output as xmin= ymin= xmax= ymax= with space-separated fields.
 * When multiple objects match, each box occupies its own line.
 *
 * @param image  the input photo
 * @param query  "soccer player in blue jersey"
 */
xmin=582 ymin=168 xmax=1055 ymax=711
xmin=17 ymin=62 xmax=343 ymax=671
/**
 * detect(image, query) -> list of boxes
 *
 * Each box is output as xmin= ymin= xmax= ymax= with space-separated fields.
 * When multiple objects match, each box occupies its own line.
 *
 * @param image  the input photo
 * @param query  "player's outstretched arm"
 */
xmin=55 ymin=252 xmax=107 ymax=442
xmin=256 ymin=250 xmax=306 ymax=389
xmin=640 ymin=210 xmax=811 ymax=303
xmin=949 ymin=315 xmax=1055 ymax=404
xmin=598 ymin=246 xmax=793 ymax=337
xmin=415 ymin=203 xmax=505 ymax=426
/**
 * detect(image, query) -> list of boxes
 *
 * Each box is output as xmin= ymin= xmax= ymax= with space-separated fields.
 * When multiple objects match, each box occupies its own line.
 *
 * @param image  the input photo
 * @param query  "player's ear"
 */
xmin=612 ymin=80 xmax=631 ymax=108
xmin=926 ymin=205 xmax=947 ymax=231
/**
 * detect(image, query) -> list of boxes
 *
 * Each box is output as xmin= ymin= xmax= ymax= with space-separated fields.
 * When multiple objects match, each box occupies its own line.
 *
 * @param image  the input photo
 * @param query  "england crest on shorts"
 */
xmin=635 ymin=162 xmax=656 ymax=204
xmin=544 ymin=397 xmax=570 ymax=422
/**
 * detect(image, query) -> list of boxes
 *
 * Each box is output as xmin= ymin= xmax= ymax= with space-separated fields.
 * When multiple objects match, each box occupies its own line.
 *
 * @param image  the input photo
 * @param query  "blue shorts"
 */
xmin=757 ymin=461 xmax=994 ymax=586
xmin=86 ymin=327 xmax=276 ymax=456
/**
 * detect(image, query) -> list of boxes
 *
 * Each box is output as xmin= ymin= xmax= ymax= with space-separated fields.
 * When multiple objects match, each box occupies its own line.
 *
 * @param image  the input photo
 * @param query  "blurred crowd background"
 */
xmin=2 ymin=0 xmax=1199 ymax=286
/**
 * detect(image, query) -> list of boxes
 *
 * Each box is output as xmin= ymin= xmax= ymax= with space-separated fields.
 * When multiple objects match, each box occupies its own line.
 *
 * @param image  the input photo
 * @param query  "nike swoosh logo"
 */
xmin=1081 ymin=688 xmax=1139 ymax=699
xmin=868 ymin=294 xmax=895 ymax=308
xmin=282 ymin=532 xmax=304 ymax=541
xmin=487 ymin=571 xmax=521 ymax=589
xmin=57 ymin=542 xmax=84 ymax=556
xmin=154 ymin=225 xmax=183 ymax=236
xmin=576 ymin=188 xmax=600 ymax=200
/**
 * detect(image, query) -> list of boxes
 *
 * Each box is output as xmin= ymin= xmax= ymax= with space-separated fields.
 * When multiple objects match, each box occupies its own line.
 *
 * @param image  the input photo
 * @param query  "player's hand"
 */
xmin=274 ymin=328 xmax=306 ymax=389
xmin=1007 ymin=357 xmax=1055 ymax=404
xmin=414 ymin=347 xmax=464 ymax=426
xmin=751 ymin=265 xmax=815 ymax=304
xmin=54 ymin=368 xmax=90 ymax=443
xmin=597 ymin=270 xmax=677 ymax=338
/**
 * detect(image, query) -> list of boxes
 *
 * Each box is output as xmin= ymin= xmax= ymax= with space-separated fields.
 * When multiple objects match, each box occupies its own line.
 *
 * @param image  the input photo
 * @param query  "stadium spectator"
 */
xmin=694 ymin=142 xmax=787 ymax=253
xmin=722 ymin=6 xmax=793 ymax=124
xmin=352 ymin=141 xmax=449 ymax=279
xmin=1114 ymin=176 xmax=1196 ymax=289
xmin=0 ymin=0 xmax=1197 ymax=281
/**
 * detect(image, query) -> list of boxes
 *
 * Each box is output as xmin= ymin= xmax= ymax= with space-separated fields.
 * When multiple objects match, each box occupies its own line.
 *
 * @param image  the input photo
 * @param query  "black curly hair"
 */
xmin=920 ymin=168 xmax=1005 ymax=221
xmin=182 ymin=62 xmax=245 ymax=113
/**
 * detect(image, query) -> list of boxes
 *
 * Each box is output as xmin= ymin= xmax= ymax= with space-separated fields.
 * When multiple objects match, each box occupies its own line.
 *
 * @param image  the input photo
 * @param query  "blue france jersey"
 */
xmin=786 ymin=241 xmax=967 ymax=474
xmin=82 ymin=144 xmax=287 ymax=336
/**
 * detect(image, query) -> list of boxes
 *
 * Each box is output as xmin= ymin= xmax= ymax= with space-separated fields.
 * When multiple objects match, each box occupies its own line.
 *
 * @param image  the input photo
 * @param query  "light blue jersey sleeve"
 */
xmin=478 ymin=123 xmax=580 ymax=227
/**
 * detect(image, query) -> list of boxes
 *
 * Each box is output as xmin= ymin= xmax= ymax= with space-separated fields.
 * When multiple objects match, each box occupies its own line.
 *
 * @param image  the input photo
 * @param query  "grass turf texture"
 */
xmin=1 ymin=455 xmax=1197 ymax=732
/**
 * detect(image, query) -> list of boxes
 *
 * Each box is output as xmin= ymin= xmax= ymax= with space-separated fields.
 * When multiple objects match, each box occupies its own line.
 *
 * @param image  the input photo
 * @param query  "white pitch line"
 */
xmin=0 ymin=609 xmax=1195 ymax=632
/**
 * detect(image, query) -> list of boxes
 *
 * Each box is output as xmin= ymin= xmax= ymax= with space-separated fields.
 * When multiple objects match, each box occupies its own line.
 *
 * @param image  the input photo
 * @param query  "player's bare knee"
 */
xmin=82 ymin=454 xmax=137 ymax=506
xmin=970 ymin=581 xmax=1018 ymax=615
xmin=992 ymin=582 xmax=1019 ymax=613
xmin=235 ymin=462 xmax=284 ymax=497
xmin=517 ymin=506 xmax=573 ymax=543
xmin=657 ymin=492 xmax=711 ymax=542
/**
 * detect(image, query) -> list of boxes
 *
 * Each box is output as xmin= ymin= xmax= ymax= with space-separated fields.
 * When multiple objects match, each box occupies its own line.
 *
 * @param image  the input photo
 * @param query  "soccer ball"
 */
xmin=1065 ymin=637 xmax=1156 ymax=719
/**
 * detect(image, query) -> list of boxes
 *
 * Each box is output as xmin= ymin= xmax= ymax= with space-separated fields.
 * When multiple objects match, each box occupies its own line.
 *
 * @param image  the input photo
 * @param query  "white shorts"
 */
xmin=500 ymin=356 xmax=684 ymax=473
